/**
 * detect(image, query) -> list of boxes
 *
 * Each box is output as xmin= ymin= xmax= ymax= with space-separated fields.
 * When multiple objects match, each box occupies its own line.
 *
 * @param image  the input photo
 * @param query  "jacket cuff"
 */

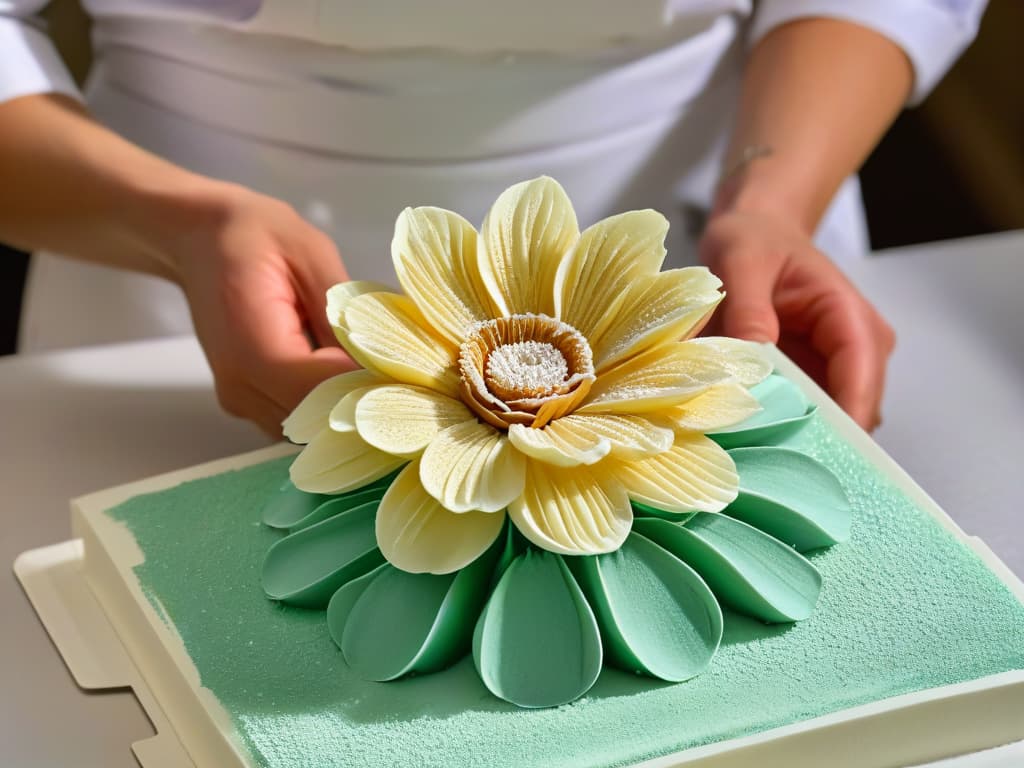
xmin=0 ymin=15 xmax=81 ymax=105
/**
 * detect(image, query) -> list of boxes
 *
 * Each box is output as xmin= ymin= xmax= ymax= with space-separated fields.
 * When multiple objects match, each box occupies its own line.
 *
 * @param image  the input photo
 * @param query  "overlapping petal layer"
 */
xmin=610 ymin=434 xmax=739 ymax=514
xmin=328 ymin=385 xmax=377 ymax=432
xmin=392 ymin=206 xmax=494 ymax=345
xmin=291 ymin=177 xmax=764 ymax=568
xmin=688 ymin=337 xmax=774 ymax=387
xmin=282 ymin=369 xmax=384 ymax=443
xmin=325 ymin=280 xmax=392 ymax=366
xmin=554 ymin=210 xmax=668 ymax=341
xmin=344 ymin=292 xmax=459 ymax=395
xmin=478 ymin=177 xmax=579 ymax=317
xmin=509 ymin=461 xmax=632 ymax=554
xmin=586 ymin=267 xmax=724 ymax=372
xmin=355 ymin=384 xmax=473 ymax=457
xmin=661 ymin=383 xmax=762 ymax=433
xmin=267 ymin=349 xmax=853 ymax=708
xmin=376 ymin=461 xmax=505 ymax=574
xmin=420 ymin=420 xmax=526 ymax=513
xmin=290 ymin=428 xmax=406 ymax=495
xmin=578 ymin=341 xmax=735 ymax=414
xmin=508 ymin=414 xmax=673 ymax=466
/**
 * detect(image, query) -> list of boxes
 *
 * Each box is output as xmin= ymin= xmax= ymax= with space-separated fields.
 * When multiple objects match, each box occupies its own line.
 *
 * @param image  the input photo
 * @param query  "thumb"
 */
xmin=712 ymin=252 xmax=781 ymax=343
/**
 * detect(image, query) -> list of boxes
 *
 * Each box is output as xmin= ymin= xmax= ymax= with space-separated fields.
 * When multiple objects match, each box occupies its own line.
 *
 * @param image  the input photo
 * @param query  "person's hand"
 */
xmin=699 ymin=209 xmax=895 ymax=431
xmin=170 ymin=185 xmax=357 ymax=435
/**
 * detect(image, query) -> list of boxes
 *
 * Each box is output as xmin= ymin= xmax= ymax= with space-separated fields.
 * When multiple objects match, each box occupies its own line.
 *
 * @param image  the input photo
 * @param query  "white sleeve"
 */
xmin=749 ymin=0 xmax=988 ymax=104
xmin=0 ymin=1 xmax=81 ymax=104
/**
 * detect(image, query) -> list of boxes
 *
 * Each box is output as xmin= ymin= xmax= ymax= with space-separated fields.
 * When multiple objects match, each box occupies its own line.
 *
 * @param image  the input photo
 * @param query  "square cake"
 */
xmin=20 ymin=179 xmax=1024 ymax=767
xmin=58 ymin=350 xmax=1024 ymax=768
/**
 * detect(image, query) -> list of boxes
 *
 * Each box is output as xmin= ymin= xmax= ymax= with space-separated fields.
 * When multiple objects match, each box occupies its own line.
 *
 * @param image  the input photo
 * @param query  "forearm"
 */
xmin=0 ymin=93 xmax=232 ymax=279
xmin=714 ymin=18 xmax=913 ymax=232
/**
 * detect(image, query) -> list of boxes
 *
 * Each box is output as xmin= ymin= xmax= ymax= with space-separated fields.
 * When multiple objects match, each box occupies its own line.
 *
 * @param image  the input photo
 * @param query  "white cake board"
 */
xmin=14 ymin=351 xmax=1024 ymax=768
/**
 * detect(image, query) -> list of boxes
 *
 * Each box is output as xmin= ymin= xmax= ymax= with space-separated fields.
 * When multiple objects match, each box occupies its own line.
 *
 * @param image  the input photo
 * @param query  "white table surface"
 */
xmin=3 ymin=231 xmax=1023 ymax=767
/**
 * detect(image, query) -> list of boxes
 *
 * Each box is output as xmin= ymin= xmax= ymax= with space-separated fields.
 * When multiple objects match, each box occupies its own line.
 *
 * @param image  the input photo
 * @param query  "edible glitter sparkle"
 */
xmin=486 ymin=341 xmax=570 ymax=399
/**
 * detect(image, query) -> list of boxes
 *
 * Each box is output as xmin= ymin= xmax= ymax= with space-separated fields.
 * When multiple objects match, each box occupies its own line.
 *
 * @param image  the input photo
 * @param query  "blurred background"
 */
xmin=1 ymin=0 xmax=1022 ymax=356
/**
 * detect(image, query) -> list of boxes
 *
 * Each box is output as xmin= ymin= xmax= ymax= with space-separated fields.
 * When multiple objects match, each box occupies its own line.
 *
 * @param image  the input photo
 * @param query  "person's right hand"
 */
xmin=700 ymin=208 xmax=895 ymax=431
xmin=170 ymin=185 xmax=357 ymax=435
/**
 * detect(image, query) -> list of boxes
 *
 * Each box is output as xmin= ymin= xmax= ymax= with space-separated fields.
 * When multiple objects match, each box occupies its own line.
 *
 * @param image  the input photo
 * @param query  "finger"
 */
xmin=260 ymin=347 xmax=356 ymax=415
xmin=807 ymin=292 xmax=880 ymax=430
xmin=777 ymin=330 xmax=827 ymax=389
xmin=710 ymin=251 xmax=781 ymax=343
xmin=291 ymin=228 xmax=349 ymax=350
xmin=245 ymin=384 xmax=291 ymax=438
xmin=215 ymin=374 xmax=290 ymax=437
xmin=230 ymin=260 xmax=355 ymax=411
xmin=866 ymin=314 xmax=895 ymax=431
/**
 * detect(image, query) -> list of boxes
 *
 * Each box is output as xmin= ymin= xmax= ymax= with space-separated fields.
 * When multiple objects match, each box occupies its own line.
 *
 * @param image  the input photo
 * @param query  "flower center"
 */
xmin=458 ymin=314 xmax=595 ymax=430
xmin=486 ymin=340 xmax=569 ymax=400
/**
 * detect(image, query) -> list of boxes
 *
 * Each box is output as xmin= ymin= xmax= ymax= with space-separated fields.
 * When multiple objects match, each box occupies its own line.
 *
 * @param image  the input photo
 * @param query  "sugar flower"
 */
xmin=282 ymin=177 xmax=771 ymax=574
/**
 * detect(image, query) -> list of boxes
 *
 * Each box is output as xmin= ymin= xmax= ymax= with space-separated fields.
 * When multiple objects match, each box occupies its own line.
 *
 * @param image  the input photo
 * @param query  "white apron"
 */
xmin=19 ymin=1 xmax=868 ymax=352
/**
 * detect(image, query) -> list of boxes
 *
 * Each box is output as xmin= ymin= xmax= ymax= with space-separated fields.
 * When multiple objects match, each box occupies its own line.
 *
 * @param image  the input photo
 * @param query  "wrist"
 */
xmin=710 ymin=153 xmax=819 ymax=235
xmin=124 ymin=170 xmax=247 ymax=280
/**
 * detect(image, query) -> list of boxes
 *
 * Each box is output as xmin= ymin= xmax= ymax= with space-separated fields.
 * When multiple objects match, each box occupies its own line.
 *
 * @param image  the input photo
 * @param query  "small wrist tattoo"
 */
xmin=717 ymin=144 xmax=774 ymax=189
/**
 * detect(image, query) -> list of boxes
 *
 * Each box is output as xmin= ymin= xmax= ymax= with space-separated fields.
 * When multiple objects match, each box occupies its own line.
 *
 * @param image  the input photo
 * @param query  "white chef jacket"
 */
xmin=1 ymin=0 xmax=986 ymax=352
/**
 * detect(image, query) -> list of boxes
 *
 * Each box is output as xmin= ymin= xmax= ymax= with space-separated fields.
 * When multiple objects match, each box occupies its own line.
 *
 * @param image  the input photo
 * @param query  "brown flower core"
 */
xmin=458 ymin=314 xmax=595 ymax=430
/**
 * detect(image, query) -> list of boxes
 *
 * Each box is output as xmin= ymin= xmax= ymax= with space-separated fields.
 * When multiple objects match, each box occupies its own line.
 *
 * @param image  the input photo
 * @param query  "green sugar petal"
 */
xmin=635 ymin=515 xmax=822 ymax=623
xmin=570 ymin=532 xmax=722 ymax=682
xmin=632 ymin=502 xmax=698 ymax=523
xmin=727 ymin=447 xmax=853 ymax=550
xmin=288 ymin=487 xmax=387 ymax=533
xmin=342 ymin=567 xmax=457 ymax=681
xmin=260 ymin=480 xmax=331 ymax=530
xmin=473 ymin=550 xmax=602 ymax=708
xmin=326 ymin=565 xmax=384 ymax=649
xmin=261 ymin=501 xmax=384 ymax=607
xmin=339 ymin=540 xmax=501 ymax=681
xmin=711 ymin=374 xmax=815 ymax=449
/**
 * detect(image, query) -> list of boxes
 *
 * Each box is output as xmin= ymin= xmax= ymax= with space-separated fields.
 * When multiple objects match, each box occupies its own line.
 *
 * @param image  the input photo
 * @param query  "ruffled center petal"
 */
xmin=458 ymin=313 xmax=595 ymax=429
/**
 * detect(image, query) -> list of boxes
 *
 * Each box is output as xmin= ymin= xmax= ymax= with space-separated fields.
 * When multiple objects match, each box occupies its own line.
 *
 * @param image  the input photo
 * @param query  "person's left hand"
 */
xmin=699 ymin=208 xmax=895 ymax=431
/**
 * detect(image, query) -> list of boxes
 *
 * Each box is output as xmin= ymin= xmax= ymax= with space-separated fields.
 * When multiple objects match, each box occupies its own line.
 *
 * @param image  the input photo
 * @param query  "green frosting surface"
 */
xmin=108 ymin=416 xmax=1024 ymax=768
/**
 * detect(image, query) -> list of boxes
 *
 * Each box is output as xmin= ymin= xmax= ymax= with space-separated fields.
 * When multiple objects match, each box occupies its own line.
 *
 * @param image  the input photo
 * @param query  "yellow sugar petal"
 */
xmin=554 ymin=209 xmax=668 ymax=342
xmin=419 ymin=421 xmax=526 ymax=513
xmin=344 ymin=292 xmax=459 ymax=396
xmin=376 ymin=461 xmax=505 ymax=575
xmin=590 ymin=267 xmax=724 ymax=372
xmin=508 ymin=462 xmax=631 ymax=555
xmin=282 ymin=369 xmax=384 ymax=444
xmin=507 ymin=422 xmax=611 ymax=467
xmin=661 ymin=383 xmax=762 ymax=433
xmin=552 ymin=414 xmax=674 ymax=460
xmin=687 ymin=337 xmax=773 ymax=388
xmin=611 ymin=434 xmax=738 ymax=513
xmin=328 ymin=385 xmax=379 ymax=432
xmin=578 ymin=341 xmax=734 ymax=414
xmin=392 ymin=206 xmax=495 ymax=345
xmin=325 ymin=280 xmax=394 ymax=366
xmin=289 ymin=428 xmax=406 ymax=495
xmin=478 ymin=176 xmax=579 ymax=316
xmin=355 ymin=385 xmax=473 ymax=457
